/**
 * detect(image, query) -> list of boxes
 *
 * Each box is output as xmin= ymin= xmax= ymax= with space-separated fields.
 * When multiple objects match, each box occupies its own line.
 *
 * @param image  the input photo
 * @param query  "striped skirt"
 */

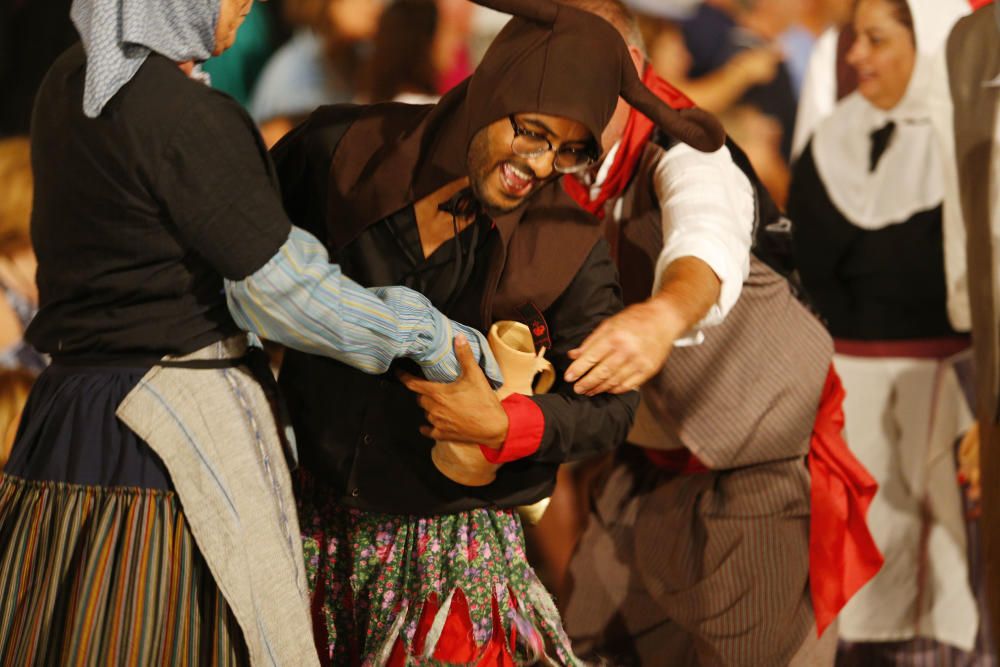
xmin=0 ymin=474 xmax=248 ymax=666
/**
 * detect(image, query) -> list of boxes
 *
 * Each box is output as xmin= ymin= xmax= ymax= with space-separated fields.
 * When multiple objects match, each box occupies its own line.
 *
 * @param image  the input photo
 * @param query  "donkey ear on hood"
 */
xmin=469 ymin=0 xmax=559 ymax=24
xmin=619 ymin=56 xmax=726 ymax=152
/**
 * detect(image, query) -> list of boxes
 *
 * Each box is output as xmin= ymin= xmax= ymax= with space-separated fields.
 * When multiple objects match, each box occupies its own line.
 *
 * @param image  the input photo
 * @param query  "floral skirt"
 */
xmin=299 ymin=483 xmax=583 ymax=666
xmin=0 ymin=475 xmax=248 ymax=666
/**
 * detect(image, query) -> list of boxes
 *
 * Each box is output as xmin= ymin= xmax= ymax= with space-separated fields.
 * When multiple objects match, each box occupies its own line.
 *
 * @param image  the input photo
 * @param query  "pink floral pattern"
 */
xmin=297 ymin=478 xmax=581 ymax=666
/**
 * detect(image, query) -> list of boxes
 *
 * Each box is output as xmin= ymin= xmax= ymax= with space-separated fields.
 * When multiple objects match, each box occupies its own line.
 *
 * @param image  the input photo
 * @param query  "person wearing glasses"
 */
xmin=267 ymin=0 xmax=727 ymax=662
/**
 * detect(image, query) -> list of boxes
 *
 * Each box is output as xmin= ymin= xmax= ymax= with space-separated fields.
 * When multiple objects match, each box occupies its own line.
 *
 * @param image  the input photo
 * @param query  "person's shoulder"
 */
xmin=34 ymin=42 xmax=86 ymax=101
xmin=948 ymin=7 xmax=998 ymax=65
xmin=48 ymin=41 xmax=86 ymax=75
xmin=130 ymin=54 xmax=256 ymax=130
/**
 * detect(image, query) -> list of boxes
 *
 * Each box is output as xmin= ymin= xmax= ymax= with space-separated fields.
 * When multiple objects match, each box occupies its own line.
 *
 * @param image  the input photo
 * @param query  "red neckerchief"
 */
xmin=563 ymin=66 xmax=695 ymax=219
xmin=643 ymin=364 xmax=884 ymax=640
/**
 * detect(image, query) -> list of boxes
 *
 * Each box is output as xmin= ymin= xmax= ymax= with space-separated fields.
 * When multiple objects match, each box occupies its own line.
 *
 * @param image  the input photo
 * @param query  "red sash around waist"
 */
xmin=643 ymin=364 xmax=883 ymax=637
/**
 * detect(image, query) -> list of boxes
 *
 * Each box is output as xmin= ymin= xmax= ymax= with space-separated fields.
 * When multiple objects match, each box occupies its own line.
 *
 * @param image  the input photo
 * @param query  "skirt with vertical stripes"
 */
xmin=0 ymin=363 xmax=249 ymax=664
xmin=0 ymin=474 xmax=248 ymax=666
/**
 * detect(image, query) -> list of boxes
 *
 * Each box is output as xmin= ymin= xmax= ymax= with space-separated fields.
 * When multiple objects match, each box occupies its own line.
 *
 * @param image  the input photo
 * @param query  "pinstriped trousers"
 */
xmin=562 ymin=446 xmax=836 ymax=666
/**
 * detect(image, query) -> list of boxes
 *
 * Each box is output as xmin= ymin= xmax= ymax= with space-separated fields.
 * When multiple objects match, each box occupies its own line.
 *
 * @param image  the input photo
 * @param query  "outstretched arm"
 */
xmin=226 ymin=226 xmax=501 ymax=385
xmin=565 ymin=142 xmax=754 ymax=394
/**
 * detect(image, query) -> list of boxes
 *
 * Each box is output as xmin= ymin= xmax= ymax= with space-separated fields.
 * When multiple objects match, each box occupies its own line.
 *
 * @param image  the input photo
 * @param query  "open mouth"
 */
xmin=499 ymin=161 xmax=536 ymax=198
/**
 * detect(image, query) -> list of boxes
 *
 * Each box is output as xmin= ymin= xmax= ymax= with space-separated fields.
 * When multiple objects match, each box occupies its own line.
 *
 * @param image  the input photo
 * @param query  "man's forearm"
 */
xmin=648 ymin=255 xmax=723 ymax=339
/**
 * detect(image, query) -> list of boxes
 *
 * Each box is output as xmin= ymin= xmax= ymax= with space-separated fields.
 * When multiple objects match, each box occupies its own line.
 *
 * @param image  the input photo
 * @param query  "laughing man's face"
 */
xmin=467 ymin=113 xmax=594 ymax=216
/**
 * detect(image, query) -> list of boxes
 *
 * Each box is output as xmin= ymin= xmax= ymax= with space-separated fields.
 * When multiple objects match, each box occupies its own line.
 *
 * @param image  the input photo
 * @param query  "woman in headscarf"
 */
xmin=0 ymin=0 xmax=499 ymax=663
xmin=787 ymin=0 xmax=982 ymax=660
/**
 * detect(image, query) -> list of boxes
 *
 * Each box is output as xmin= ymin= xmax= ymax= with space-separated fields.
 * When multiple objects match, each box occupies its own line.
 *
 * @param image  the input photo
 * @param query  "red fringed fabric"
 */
xmin=808 ymin=364 xmax=884 ymax=636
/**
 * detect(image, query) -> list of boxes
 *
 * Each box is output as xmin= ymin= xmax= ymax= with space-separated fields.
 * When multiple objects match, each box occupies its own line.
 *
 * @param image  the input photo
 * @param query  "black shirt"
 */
xmin=27 ymin=44 xmax=290 ymax=359
xmin=274 ymin=107 xmax=637 ymax=515
xmin=788 ymin=142 xmax=958 ymax=340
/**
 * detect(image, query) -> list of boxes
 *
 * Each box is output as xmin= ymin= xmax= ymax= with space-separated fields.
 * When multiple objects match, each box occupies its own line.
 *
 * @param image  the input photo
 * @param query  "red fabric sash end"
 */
xmin=808 ymin=364 xmax=884 ymax=636
xmin=563 ymin=66 xmax=695 ymax=219
xmin=643 ymin=447 xmax=710 ymax=474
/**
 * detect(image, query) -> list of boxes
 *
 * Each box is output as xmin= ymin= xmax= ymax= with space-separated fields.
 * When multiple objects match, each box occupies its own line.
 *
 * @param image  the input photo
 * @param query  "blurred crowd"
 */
xmin=0 ymin=0 xmax=998 ymax=662
xmin=0 ymin=0 xmax=931 ymax=201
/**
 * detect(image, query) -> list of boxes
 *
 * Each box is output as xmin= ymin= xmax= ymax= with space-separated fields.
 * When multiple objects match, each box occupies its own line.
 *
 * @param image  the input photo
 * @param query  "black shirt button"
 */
xmin=351 ymin=488 xmax=360 ymax=497
xmin=362 ymin=434 xmax=373 ymax=445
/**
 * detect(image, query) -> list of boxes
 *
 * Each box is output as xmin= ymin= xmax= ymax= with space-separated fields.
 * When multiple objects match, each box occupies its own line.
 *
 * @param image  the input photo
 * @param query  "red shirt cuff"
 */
xmin=479 ymin=394 xmax=545 ymax=463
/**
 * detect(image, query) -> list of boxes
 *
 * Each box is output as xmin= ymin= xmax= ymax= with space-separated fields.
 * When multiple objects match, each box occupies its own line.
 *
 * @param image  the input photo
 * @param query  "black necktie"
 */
xmin=869 ymin=121 xmax=896 ymax=172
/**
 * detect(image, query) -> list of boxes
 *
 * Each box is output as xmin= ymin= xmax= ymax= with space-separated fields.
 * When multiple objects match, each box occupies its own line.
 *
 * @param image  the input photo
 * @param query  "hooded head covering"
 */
xmin=327 ymin=0 xmax=724 ymax=247
xmin=464 ymin=0 xmax=723 ymax=153
xmin=811 ymin=0 xmax=968 ymax=230
xmin=71 ymin=0 xmax=219 ymax=118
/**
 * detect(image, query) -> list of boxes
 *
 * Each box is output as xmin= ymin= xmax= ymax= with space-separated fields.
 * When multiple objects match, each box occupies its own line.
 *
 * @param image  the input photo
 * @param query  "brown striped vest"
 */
xmin=611 ymin=142 xmax=834 ymax=468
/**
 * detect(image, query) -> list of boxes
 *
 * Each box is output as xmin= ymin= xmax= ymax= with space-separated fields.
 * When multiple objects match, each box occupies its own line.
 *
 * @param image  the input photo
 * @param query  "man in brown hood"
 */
xmin=270 ymin=0 xmax=727 ymax=662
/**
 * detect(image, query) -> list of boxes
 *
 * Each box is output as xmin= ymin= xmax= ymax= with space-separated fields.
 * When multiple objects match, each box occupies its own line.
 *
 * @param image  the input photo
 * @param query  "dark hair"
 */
xmin=857 ymin=0 xmax=916 ymax=46
xmin=365 ymin=0 xmax=439 ymax=103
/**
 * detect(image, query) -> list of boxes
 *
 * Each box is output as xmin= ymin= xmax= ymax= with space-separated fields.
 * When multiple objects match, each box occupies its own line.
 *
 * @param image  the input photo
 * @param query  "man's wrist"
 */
xmin=482 ymin=409 xmax=510 ymax=449
xmin=647 ymin=292 xmax=691 ymax=342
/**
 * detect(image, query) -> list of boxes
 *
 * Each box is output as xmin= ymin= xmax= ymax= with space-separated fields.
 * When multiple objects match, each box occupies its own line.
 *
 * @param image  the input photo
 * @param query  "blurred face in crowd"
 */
xmin=847 ymin=0 xmax=916 ymax=110
xmin=467 ymin=113 xmax=595 ymax=216
xmin=329 ymin=0 xmax=384 ymax=41
xmin=215 ymin=0 xmax=254 ymax=55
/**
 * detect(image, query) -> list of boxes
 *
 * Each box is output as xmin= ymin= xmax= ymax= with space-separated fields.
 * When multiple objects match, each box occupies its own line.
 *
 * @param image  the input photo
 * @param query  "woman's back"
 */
xmin=29 ymin=43 xmax=288 ymax=359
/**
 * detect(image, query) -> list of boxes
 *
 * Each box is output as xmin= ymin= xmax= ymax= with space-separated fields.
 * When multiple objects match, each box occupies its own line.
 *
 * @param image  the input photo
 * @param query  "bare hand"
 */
xmin=400 ymin=335 xmax=509 ymax=447
xmin=564 ymin=299 xmax=683 ymax=396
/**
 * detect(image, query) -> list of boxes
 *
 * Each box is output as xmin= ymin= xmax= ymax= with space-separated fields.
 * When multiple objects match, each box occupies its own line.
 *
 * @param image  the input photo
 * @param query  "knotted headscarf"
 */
xmin=70 ymin=0 xmax=219 ymax=117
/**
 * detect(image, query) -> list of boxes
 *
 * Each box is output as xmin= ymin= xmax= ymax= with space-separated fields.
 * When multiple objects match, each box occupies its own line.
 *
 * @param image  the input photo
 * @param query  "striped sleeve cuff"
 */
xmin=225 ymin=227 xmax=501 ymax=385
xmin=479 ymin=394 xmax=545 ymax=463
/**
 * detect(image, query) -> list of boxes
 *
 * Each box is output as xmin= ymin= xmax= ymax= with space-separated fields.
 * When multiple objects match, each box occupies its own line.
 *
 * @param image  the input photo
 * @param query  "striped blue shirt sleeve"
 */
xmin=225 ymin=227 xmax=502 ymax=385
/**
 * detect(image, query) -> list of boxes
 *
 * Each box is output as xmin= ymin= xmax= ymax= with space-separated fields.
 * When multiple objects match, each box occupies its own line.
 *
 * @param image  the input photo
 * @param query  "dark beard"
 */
xmin=466 ymin=128 xmax=528 ymax=218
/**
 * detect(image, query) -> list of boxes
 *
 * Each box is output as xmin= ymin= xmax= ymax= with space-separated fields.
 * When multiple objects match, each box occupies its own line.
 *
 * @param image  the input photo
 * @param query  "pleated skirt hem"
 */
xmin=0 ymin=474 xmax=249 ymax=666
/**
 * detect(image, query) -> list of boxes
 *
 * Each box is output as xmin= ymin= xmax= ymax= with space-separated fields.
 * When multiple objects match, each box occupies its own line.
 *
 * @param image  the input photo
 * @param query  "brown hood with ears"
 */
xmin=326 ymin=0 xmax=724 ymax=248
xmin=469 ymin=0 xmax=724 ymax=152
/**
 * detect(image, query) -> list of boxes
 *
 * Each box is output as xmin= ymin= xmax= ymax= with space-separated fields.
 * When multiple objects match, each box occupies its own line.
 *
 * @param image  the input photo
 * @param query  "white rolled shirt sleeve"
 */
xmin=650 ymin=142 xmax=754 ymax=345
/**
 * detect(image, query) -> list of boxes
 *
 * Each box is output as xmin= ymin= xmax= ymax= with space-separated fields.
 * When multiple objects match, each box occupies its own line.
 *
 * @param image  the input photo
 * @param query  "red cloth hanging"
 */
xmin=562 ymin=63 xmax=883 ymax=639
xmin=807 ymin=364 xmax=884 ymax=636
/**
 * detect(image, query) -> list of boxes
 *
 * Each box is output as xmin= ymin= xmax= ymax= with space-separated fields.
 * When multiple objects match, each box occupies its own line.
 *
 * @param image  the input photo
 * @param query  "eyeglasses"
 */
xmin=508 ymin=115 xmax=598 ymax=174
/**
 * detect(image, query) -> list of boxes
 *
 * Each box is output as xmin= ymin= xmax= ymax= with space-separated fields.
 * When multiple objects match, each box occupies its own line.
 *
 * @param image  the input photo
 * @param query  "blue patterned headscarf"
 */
xmin=70 ymin=0 xmax=220 ymax=118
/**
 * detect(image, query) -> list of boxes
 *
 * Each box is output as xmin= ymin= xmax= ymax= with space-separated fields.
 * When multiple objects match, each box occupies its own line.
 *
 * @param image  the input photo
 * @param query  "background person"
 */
xmin=0 ymin=0 xmax=498 ymax=662
xmin=788 ymin=0 xmax=984 ymax=661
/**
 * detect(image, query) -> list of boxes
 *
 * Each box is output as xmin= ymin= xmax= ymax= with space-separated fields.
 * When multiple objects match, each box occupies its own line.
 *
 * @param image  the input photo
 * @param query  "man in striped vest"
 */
xmin=555 ymin=2 xmax=883 ymax=664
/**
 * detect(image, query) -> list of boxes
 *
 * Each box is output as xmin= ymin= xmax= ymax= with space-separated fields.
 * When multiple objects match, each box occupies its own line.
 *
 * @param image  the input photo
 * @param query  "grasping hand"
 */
xmin=399 ymin=335 xmax=509 ymax=448
xmin=564 ymin=298 xmax=684 ymax=396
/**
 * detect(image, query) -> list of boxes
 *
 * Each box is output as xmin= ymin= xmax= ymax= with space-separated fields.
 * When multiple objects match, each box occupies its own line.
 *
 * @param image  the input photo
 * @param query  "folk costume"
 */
xmin=0 ymin=1 xmax=503 ymax=664
xmin=561 ymin=69 xmax=881 ymax=666
xmin=270 ymin=1 xmax=724 ymax=664
xmin=933 ymin=1 xmax=1000 ymax=652
xmin=788 ymin=0 xmax=979 ymax=653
